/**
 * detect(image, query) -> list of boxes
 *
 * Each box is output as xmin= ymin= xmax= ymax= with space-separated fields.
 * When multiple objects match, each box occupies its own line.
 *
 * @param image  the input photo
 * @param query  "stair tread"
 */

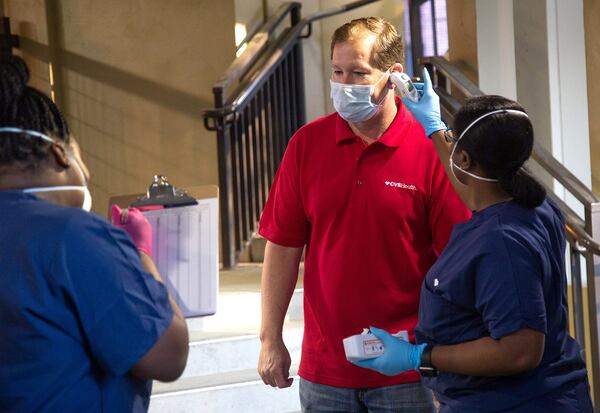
xmin=218 ymin=263 xmax=303 ymax=293
xmin=187 ymin=319 xmax=304 ymax=343
xmin=152 ymin=365 xmax=300 ymax=395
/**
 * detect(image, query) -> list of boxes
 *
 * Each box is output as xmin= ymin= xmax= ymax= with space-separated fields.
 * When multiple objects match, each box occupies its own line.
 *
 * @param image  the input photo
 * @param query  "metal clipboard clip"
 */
xmin=130 ymin=175 xmax=198 ymax=208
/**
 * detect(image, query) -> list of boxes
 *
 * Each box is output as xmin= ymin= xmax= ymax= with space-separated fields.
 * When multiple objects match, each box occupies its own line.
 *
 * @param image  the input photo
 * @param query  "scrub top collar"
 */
xmin=471 ymin=200 xmax=514 ymax=218
xmin=0 ymin=190 xmax=39 ymax=202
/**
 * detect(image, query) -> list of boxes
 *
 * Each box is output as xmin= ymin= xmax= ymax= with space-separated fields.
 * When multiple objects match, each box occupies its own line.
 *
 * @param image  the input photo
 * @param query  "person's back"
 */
xmin=0 ymin=194 xmax=158 ymax=411
xmin=416 ymin=198 xmax=588 ymax=411
xmin=0 ymin=54 xmax=188 ymax=412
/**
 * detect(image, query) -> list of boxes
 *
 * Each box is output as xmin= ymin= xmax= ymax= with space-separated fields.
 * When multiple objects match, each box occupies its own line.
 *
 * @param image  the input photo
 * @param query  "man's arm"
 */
xmin=130 ymin=252 xmax=189 ymax=382
xmin=258 ymin=241 xmax=303 ymax=388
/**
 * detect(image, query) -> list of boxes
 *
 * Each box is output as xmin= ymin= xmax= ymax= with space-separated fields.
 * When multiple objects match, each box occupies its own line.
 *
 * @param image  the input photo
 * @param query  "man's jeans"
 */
xmin=300 ymin=378 xmax=436 ymax=413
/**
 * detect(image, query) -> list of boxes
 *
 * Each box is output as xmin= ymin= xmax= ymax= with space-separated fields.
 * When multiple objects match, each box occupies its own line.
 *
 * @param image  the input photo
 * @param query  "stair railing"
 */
xmin=203 ymin=0 xmax=381 ymax=268
xmin=422 ymin=55 xmax=600 ymax=405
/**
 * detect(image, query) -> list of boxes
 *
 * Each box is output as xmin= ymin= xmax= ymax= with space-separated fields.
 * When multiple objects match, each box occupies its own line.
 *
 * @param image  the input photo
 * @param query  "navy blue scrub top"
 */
xmin=0 ymin=191 xmax=173 ymax=412
xmin=416 ymin=198 xmax=590 ymax=412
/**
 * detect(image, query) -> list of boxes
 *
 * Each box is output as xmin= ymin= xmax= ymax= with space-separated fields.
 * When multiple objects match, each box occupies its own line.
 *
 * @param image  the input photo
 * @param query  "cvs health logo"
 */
xmin=384 ymin=181 xmax=418 ymax=191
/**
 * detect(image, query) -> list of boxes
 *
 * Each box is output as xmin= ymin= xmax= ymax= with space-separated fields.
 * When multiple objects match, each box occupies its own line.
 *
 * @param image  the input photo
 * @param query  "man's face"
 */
xmin=331 ymin=33 xmax=390 ymax=101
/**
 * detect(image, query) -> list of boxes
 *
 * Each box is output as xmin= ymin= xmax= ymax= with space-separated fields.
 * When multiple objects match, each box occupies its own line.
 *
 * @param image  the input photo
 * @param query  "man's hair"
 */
xmin=330 ymin=17 xmax=404 ymax=71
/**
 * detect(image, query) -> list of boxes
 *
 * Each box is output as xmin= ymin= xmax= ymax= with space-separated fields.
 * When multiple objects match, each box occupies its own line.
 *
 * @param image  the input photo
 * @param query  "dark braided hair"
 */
xmin=0 ymin=55 xmax=70 ymax=169
xmin=453 ymin=95 xmax=546 ymax=209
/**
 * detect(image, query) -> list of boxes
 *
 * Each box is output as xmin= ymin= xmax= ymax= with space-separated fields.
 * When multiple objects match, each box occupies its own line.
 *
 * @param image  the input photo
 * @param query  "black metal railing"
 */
xmin=204 ymin=0 xmax=381 ymax=268
xmin=422 ymin=56 xmax=600 ymax=405
xmin=0 ymin=17 xmax=20 ymax=55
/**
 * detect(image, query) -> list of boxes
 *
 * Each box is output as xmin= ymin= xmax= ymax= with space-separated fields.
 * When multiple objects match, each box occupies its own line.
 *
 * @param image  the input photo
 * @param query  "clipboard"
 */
xmin=109 ymin=176 xmax=219 ymax=318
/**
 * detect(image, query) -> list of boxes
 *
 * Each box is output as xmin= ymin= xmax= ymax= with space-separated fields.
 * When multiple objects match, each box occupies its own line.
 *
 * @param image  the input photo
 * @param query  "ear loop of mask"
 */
xmin=0 ymin=127 xmax=91 ymax=210
xmin=449 ymin=109 xmax=529 ymax=185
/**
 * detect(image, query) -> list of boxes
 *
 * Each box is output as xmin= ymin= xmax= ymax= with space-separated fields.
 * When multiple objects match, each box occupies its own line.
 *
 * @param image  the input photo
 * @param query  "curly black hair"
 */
xmin=0 ymin=55 xmax=70 ymax=168
xmin=453 ymin=95 xmax=546 ymax=209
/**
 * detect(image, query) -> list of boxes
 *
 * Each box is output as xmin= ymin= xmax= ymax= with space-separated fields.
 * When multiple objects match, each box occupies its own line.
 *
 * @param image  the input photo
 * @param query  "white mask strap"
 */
xmin=23 ymin=186 xmax=85 ymax=193
xmin=456 ymin=109 xmax=529 ymax=142
xmin=0 ymin=127 xmax=56 ymax=144
xmin=2 ymin=127 xmax=92 ymax=210
xmin=451 ymin=109 xmax=529 ymax=184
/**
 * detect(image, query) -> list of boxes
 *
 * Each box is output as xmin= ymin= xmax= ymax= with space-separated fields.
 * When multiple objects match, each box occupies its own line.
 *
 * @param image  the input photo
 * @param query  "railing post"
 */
xmin=585 ymin=202 xmax=600 ymax=405
xmin=290 ymin=4 xmax=306 ymax=129
xmin=217 ymin=122 xmax=236 ymax=269
xmin=0 ymin=17 xmax=19 ymax=55
xmin=213 ymin=86 xmax=236 ymax=269
xmin=570 ymin=245 xmax=585 ymax=350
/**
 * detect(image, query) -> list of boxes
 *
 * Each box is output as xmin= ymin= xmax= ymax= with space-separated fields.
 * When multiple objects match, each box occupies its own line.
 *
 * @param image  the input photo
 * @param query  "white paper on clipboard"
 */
xmin=109 ymin=186 xmax=219 ymax=318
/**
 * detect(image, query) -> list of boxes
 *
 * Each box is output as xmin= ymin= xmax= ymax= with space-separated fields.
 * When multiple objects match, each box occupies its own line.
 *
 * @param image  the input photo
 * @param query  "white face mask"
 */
xmin=330 ymin=70 xmax=390 ymax=123
xmin=449 ymin=109 xmax=529 ymax=185
xmin=0 ymin=127 xmax=92 ymax=212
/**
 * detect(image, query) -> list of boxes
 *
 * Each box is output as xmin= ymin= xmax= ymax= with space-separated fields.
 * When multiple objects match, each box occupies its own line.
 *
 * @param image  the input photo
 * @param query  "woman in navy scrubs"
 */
xmin=0 ymin=56 xmax=188 ymax=411
xmin=355 ymin=70 xmax=593 ymax=412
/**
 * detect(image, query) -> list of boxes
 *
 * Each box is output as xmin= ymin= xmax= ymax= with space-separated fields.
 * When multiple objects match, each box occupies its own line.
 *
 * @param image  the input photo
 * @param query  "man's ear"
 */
xmin=50 ymin=143 xmax=70 ymax=168
xmin=388 ymin=63 xmax=404 ymax=89
xmin=392 ymin=63 xmax=404 ymax=73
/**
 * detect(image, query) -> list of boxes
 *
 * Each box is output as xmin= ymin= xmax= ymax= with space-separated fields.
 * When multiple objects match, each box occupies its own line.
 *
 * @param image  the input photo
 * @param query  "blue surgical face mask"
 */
xmin=330 ymin=71 xmax=390 ymax=123
xmin=0 ymin=127 xmax=92 ymax=211
xmin=449 ymin=109 xmax=529 ymax=185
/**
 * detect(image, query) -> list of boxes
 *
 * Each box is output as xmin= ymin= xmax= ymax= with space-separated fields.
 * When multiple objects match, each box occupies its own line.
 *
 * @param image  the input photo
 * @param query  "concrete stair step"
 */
xmin=148 ymin=263 xmax=304 ymax=412
xmin=185 ymin=288 xmax=303 ymax=333
xmin=180 ymin=321 xmax=303 ymax=378
xmin=150 ymin=366 xmax=300 ymax=413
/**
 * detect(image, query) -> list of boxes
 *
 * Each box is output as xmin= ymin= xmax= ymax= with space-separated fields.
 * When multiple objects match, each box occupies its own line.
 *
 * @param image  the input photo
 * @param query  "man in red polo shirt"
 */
xmin=257 ymin=17 xmax=470 ymax=412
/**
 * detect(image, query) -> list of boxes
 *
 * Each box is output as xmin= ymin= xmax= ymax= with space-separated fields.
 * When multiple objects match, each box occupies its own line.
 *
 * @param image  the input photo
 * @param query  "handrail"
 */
xmin=0 ymin=17 xmax=20 ymax=55
xmin=303 ymin=0 xmax=382 ymax=26
xmin=212 ymin=2 xmax=301 ymax=105
xmin=422 ymin=55 xmax=600 ymax=212
xmin=423 ymin=56 xmax=482 ymax=97
xmin=532 ymin=141 xmax=600 ymax=207
xmin=206 ymin=0 xmax=381 ymax=117
xmin=546 ymin=187 xmax=600 ymax=256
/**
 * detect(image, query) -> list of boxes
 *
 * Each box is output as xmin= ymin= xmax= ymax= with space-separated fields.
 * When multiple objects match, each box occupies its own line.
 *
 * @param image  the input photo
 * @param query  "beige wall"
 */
xmin=513 ymin=0 xmax=553 ymax=156
xmin=446 ymin=0 xmax=477 ymax=85
xmin=5 ymin=0 xmax=236 ymax=217
xmin=3 ymin=0 xmax=52 ymax=95
xmin=585 ymin=0 xmax=600 ymax=193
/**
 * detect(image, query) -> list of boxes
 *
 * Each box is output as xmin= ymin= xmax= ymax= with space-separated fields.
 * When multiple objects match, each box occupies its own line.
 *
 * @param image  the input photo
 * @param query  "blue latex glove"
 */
xmin=402 ymin=68 xmax=446 ymax=137
xmin=352 ymin=326 xmax=426 ymax=376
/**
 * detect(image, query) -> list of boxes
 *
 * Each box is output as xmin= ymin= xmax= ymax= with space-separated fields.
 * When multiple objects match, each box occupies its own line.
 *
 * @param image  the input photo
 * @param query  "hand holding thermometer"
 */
xmin=390 ymin=72 xmax=420 ymax=103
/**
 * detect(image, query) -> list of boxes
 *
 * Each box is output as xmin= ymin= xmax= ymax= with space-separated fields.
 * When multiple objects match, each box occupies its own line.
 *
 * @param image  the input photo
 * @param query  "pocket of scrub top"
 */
xmin=419 ymin=282 xmax=487 ymax=345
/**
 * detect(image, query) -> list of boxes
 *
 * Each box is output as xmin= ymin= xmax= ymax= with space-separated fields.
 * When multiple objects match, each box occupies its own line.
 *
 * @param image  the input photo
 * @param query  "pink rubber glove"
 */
xmin=111 ymin=204 xmax=153 ymax=256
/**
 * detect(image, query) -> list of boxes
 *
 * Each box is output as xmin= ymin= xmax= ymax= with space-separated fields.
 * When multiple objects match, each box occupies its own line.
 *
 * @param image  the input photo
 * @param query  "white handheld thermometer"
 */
xmin=390 ymin=72 xmax=420 ymax=103
xmin=343 ymin=328 xmax=409 ymax=361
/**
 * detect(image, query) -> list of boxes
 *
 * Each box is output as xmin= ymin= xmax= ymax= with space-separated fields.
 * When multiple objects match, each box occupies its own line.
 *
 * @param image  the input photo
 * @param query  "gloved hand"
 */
xmin=352 ymin=326 xmax=426 ymax=376
xmin=402 ymin=68 xmax=446 ymax=137
xmin=111 ymin=204 xmax=153 ymax=256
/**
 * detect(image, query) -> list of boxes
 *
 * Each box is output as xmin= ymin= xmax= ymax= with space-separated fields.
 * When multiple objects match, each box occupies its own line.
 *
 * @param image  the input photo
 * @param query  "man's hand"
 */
xmin=258 ymin=337 xmax=294 ymax=388
xmin=352 ymin=326 xmax=426 ymax=376
xmin=402 ymin=68 xmax=446 ymax=137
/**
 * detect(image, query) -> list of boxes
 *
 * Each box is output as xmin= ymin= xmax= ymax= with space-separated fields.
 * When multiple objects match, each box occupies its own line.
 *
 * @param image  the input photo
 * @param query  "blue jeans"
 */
xmin=300 ymin=378 xmax=436 ymax=413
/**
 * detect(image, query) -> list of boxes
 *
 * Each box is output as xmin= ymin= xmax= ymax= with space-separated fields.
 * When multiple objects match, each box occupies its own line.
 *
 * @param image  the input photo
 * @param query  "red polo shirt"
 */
xmin=259 ymin=98 xmax=470 ymax=388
